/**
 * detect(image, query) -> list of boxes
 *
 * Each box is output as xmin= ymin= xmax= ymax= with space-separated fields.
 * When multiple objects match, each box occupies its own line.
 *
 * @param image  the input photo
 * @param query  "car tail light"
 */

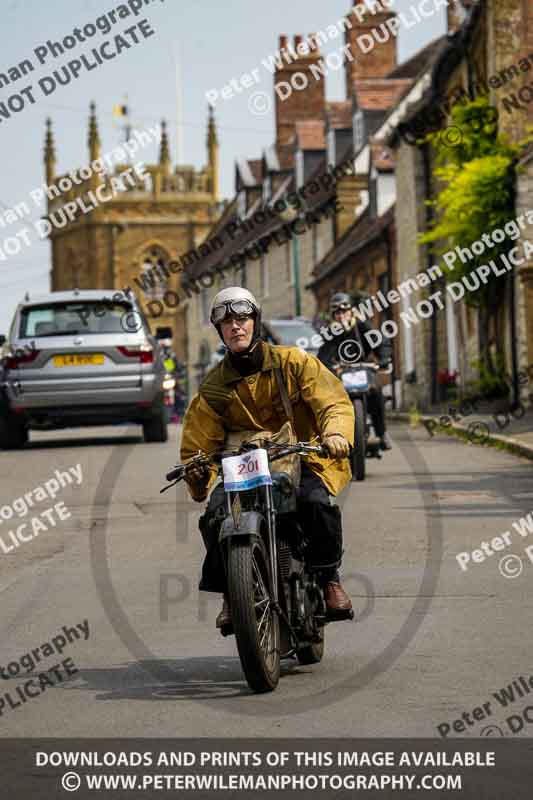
xmin=5 ymin=350 xmax=40 ymax=370
xmin=117 ymin=345 xmax=154 ymax=364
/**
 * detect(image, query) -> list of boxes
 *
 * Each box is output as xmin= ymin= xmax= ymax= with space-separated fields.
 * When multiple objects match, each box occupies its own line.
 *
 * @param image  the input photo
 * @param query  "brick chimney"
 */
xmin=274 ymin=34 xmax=326 ymax=146
xmin=344 ymin=0 xmax=398 ymax=99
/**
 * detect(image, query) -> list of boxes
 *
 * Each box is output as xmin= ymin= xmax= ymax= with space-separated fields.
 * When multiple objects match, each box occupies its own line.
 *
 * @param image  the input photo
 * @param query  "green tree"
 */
xmin=419 ymin=96 xmax=530 ymax=374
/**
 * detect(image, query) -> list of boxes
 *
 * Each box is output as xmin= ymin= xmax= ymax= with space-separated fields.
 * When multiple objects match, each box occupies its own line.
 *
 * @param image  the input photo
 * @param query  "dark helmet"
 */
xmin=329 ymin=292 xmax=353 ymax=314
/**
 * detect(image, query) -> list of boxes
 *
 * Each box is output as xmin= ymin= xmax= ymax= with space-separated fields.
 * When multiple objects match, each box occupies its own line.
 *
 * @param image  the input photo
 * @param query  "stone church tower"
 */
xmin=44 ymin=102 xmax=220 ymax=364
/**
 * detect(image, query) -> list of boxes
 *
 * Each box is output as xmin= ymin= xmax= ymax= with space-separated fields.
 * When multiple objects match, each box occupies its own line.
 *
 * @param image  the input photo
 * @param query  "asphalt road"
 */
xmin=1 ymin=421 xmax=532 ymax=738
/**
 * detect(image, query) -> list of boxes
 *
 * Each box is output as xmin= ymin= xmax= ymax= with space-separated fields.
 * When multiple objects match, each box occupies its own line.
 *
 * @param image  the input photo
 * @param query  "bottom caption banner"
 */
xmin=3 ymin=739 xmax=533 ymax=799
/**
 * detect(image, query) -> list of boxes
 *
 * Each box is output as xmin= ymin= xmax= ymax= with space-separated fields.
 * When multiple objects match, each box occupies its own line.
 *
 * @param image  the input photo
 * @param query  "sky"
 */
xmin=0 ymin=0 xmax=446 ymax=333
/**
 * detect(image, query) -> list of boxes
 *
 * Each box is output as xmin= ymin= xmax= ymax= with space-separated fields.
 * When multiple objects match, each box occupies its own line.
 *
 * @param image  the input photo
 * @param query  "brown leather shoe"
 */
xmin=324 ymin=581 xmax=353 ymax=612
xmin=215 ymin=596 xmax=231 ymax=628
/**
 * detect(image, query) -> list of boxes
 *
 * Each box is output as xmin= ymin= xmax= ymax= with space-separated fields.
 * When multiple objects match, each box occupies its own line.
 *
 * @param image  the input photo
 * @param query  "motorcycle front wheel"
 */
xmin=227 ymin=538 xmax=280 ymax=693
xmin=351 ymin=397 xmax=366 ymax=481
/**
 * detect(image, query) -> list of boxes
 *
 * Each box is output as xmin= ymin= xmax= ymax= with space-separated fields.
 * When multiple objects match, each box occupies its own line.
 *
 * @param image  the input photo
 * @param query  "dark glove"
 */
xmin=188 ymin=462 xmax=209 ymax=479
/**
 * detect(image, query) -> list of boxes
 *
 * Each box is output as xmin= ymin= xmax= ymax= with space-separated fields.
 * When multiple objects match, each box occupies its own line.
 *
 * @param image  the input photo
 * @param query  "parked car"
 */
xmin=262 ymin=317 xmax=321 ymax=356
xmin=0 ymin=289 xmax=168 ymax=449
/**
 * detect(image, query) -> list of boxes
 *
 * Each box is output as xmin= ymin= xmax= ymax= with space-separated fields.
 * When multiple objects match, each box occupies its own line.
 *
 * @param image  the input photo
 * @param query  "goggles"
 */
xmin=210 ymin=299 xmax=256 ymax=325
xmin=331 ymin=303 xmax=352 ymax=313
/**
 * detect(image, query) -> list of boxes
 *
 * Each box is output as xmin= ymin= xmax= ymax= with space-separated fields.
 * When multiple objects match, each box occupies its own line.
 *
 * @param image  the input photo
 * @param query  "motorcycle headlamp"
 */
xmin=210 ymin=299 xmax=256 ymax=325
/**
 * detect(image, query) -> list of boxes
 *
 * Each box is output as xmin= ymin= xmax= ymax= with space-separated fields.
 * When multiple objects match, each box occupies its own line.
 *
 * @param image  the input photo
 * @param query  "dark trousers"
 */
xmin=297 ymin=462 xmax=342 ymax=583
xmin=367 ymin=385 xmax=386 ymax=437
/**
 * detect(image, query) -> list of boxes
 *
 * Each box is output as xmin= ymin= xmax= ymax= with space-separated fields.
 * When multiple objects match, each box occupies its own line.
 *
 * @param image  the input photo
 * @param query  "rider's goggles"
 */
xmin=331 ymin=302 xmax=352 ymax=313
xmin=210 ymin=299 xmax=256 ymax=325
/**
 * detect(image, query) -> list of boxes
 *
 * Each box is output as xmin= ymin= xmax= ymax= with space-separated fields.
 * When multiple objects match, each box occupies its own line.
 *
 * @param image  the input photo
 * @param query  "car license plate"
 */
xmin=222 ymin=448 xmax=272 ymax=492
xmin=53 ymin=354 xmax=104 ymax=367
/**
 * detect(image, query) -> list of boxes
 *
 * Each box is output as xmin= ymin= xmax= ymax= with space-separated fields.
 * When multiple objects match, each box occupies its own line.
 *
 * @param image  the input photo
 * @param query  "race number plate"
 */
xmin=342 ymin=370 xmax=368 ymax=390
xmin=222 ymin=448 xmax=272 ymax=492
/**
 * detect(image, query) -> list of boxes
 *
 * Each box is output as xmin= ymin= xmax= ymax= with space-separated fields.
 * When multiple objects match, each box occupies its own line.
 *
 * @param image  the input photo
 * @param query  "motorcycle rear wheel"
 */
xmin=227 ymin=538 xmax=280 ymax=693
xmin=351 ymin=397 xmax=366 ymax=481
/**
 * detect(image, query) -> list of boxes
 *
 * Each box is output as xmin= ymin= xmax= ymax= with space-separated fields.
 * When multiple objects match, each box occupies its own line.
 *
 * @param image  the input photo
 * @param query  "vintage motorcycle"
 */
xmin=338 ymin=362 xmax=385 ymax=482
xmin=162 ymin=439 xmax=353 ymax=694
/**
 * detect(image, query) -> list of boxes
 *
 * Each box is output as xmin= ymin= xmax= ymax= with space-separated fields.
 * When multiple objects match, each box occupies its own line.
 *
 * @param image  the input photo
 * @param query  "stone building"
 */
xmin=183 ymin=0 xmax=437 ymax=393
xmin=307 ymin=1 xmax=442 ymax=408
xmin=183 ymin=33 xmax=335 ymax=389
xmin=44 ymin=102 xmax=221 ymax=367
xmin=377 ymin=0 xmax=533 ymax=409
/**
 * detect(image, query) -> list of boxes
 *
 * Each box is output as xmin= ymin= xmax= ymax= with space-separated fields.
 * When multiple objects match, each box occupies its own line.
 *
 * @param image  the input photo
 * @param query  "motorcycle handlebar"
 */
xmin=164 ymin=441 xmax=329 ymax=484
xmin=165 ymin=466 xmax=183 ymax=482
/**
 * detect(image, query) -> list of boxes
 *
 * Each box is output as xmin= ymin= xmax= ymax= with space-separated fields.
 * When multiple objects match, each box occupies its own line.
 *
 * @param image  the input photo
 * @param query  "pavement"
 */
xmin=391 ymin=404 xmax=533 ymax=460
xmin=1 ymin=420 xmax=533 ymax=740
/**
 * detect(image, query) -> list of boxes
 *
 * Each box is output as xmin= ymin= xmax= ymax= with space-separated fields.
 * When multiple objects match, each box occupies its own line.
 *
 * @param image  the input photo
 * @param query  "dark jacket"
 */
xmin=317 ymin=319 xmax=391 ymax=372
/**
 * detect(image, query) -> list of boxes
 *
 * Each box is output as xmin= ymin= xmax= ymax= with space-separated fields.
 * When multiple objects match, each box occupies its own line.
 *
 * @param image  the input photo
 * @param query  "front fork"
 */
xmin=264 ymin=483 xmax=279 ymax=607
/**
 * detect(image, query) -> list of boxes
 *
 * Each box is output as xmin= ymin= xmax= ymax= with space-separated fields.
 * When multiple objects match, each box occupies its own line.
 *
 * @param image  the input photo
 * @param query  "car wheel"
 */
xmin=142 ymin=402 xmax=168 ymax=443
xmin=0 ymin=415 xmax=29 ymax=450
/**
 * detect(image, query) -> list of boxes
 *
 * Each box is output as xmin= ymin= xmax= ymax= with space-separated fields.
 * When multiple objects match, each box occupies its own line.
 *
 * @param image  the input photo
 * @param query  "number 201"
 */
xmin=237 ymin=459 xmax=259 ymax=475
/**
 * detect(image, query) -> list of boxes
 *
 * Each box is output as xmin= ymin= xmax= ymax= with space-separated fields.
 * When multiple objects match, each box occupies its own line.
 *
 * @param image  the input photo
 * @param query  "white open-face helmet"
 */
xmin=209 ymin=286 xmax=262 ymax=345
xmin=210 ymin=285 xmax=259 ymax=322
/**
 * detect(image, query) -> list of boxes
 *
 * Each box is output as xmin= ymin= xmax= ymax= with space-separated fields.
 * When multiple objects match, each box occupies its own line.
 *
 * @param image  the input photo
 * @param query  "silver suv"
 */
xmin=0 ymin=289 xmax=168 ymax=449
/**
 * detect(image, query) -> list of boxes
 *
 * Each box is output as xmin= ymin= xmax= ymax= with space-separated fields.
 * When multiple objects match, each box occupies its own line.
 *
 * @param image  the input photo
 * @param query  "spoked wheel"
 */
xmin=351 ymin=397 xmax=366 ymax=481
xmin=227 ymin=538 xmax=280 ymax=693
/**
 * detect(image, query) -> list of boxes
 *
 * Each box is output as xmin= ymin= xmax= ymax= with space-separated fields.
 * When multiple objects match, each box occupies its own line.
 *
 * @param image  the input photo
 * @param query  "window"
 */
xmin=285 ymin=241 xmax=293 ymax=283
xmin=295 ymin=150 xmax=304 ymax=188
xmin=327 ymin=129 xmax=336 ymax=165
xmin=312 ymin=225 xmax=318 ymax=265
xmin=19 ymin=301 xmax=133 ymax=337
xmin=260 ymin=253 xmax=269 ymax=298
xmin=237 ymin=190 xmax=246 ymax=218
xmin=262 ymin=176 xmax=271 ymax=204
xmin=200 ymin=289 xmax=210 ymax=325
xmin=139 ymin=247 xmax=169 ymax=301
xmin=354 ymin=111 xmax=365 ymax=152
xmin=233 ymin=263 xmax=247 ymax=287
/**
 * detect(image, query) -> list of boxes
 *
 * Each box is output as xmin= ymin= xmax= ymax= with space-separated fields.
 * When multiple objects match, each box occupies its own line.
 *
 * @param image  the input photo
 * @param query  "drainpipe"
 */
xmin=508 ymin=173 xmax=519 ymax=407
xmin=292 ymin=234 xmax=302 ymax=317
xmin=422 ymin=142 xmax=438 ymax=405
xmin=385 ymin=223 xmax=397 ymax=410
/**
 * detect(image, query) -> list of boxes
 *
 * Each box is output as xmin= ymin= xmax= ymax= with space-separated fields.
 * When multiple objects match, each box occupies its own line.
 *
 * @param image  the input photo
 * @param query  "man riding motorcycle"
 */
xmin=180 ymin=287 xmax=355 ymax=628
xmin=317 ymin=291 xmax=392 ymax=451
